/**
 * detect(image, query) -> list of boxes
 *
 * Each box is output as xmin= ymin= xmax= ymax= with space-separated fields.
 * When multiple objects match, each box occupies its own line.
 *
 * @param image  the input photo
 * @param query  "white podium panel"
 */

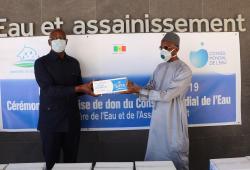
xmin=94 ymin=168 xmax=133 ymax=170
xmin=5 ymin=163 xmax=45 ymax=170
xmin=52 ymin=163 xmax=92 ymax=170
xmin=94 ymin=162 xmax=133 ymax=169
xmin=210 ymin=157 xmax=250 ymax=170
xmin=135 ymin=161 xmax=176 ymax=170
xmin=136 ymin=167 xmax=173 ymax=170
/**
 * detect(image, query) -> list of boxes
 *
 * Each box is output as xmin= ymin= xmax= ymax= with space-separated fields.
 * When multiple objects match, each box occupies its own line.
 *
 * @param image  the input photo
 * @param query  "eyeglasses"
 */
xmin=159 ymin=46 xmax=170 ymax=50
xmin=159 ymin=46 xmax=177 ymax=51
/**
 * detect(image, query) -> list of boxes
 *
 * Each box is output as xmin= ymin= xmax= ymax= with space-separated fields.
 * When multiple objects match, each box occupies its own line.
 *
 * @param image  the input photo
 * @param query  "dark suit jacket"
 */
xmin=34 ymin=50 xmax=83 ymax=132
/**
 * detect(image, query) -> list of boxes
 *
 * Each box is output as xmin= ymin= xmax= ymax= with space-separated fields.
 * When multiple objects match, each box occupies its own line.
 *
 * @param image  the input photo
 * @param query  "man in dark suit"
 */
xmin=34 ymin=29 xmax=95 ymax=170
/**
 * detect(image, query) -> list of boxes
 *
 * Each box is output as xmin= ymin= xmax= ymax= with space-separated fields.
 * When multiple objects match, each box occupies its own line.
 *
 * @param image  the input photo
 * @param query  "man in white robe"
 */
xmin=125 ymin=32 xmax=192 ymax=170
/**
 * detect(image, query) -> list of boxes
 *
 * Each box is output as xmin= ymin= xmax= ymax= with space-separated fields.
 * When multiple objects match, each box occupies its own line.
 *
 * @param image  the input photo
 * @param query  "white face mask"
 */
xmin=51 ymin=39 xmax=67 ymax=53
xmin=160 ymin=49 xmax=174 ymax=61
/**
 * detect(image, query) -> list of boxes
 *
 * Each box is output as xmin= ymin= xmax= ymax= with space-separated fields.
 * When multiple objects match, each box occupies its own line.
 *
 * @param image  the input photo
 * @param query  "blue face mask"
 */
xmin=51 ymin=39 xmax=67 ymax=53
xmin=160 ymin=49 xmax=174 ymax=61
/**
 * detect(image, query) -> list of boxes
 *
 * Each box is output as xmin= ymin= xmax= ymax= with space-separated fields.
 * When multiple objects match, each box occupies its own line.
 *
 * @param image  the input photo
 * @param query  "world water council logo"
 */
xmin=189 ymin=42 xmax=227 ymax=68
xmin=189 ymin=49 xmax=208 ymax=68
xmin=15 ymin=46 xmax=39 ymax=68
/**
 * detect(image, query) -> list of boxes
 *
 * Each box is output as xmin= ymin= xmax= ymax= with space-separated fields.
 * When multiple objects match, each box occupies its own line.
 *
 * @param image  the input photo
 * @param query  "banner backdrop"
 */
xmin=0 ymin=32 xmax=241 ymax=131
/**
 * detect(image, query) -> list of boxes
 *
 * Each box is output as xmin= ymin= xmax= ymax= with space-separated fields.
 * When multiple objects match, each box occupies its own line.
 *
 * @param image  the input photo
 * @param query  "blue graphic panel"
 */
xmin=0 ymin=73 xmax=236 ymax=130
xmin=187 ymin=74 xmax=236 ymax=124
xmin=1 ymin=80 xmax=39 ymax=129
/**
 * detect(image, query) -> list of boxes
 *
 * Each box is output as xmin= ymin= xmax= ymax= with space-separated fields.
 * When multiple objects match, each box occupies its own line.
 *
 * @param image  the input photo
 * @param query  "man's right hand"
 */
xmin=75 ymin=81 xmax=98 ymax=96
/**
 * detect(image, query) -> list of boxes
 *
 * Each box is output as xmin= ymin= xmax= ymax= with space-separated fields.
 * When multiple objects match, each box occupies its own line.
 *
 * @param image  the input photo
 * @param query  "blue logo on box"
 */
xmin=112 ymin=78 xmax=127 ymax=92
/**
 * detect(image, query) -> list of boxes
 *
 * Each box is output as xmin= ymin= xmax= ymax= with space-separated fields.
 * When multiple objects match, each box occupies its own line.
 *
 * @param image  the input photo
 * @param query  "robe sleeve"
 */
xmin=138 ymin=65 xmax=158 ymax=101
xmin=139 ymin=64 xmax=192 ymax=102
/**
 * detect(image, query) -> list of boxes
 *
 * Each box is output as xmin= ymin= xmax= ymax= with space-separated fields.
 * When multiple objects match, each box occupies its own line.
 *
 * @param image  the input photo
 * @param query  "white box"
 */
xmin=135 ymin=161 xmax=175 ymax=167
xmin=94 ymin=162 xmax=133 ymax=169
xmin=52 ymin=163 xmax=92 ymax=170
xmin=210 ymin=157 xmax=250 ymax=170
xmin=5 ymin=163 xmax=45 ymax=170
xmin=94 ymin=168 xmax=133 ymax=170
xmin=0 ymin=164 xmax=8 ymax=170
xmin=136 ymin=167 xmax=172 ymax=170
xmin=93 ymin=77 xmax=127 ymax=95
xmin=135 ymin=161 xmax=176 ymax=170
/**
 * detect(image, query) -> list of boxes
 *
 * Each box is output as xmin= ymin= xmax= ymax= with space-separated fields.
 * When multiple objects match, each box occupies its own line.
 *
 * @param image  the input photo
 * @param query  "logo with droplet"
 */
xmin=189 ymin=42 xmax=208 ymax=68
